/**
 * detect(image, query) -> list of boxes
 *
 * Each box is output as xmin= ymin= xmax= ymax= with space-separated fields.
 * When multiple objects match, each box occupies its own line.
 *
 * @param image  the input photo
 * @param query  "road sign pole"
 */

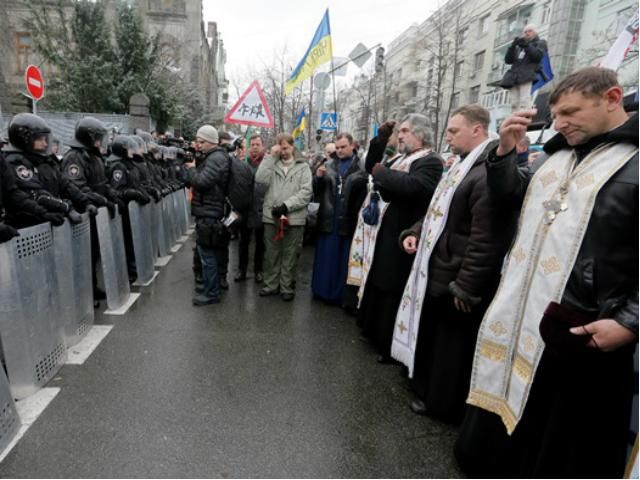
xmin=32 ymin=99 xmax=37 ymax=115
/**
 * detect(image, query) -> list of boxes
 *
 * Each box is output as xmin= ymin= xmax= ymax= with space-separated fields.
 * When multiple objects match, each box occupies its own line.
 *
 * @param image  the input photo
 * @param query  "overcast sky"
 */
xmin=203 ymin=0 xmax=438 ymax=95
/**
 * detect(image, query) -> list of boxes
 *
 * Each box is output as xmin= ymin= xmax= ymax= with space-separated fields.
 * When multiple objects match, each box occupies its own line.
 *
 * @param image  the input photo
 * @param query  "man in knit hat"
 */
xmin=183 ymin=125 xmax=231 ymax=306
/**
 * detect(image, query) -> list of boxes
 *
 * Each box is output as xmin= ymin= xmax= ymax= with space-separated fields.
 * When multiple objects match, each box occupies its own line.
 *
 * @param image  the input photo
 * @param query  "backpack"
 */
xmin=225 ymin=155 xmax=254 ymax=213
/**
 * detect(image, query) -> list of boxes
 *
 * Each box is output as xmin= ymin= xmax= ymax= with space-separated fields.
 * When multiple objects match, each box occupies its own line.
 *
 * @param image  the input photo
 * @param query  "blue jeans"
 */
xmin=197 ymin=244 xmax=220 ymax=300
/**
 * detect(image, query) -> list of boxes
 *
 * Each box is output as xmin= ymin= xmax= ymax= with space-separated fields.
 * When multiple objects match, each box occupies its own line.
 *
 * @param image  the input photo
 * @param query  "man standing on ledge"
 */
xmin=455 ymin=67 xmax=638 ymax=478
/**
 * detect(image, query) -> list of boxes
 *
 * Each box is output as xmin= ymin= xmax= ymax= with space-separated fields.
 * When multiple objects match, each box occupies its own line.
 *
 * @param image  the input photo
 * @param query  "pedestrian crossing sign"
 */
xmin=320 ymin=112 xmax=337 ymax=131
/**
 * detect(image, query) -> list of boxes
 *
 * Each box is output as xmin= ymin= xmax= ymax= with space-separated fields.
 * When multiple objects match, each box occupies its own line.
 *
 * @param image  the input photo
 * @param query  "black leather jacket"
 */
xmin=313 ymin=152 xmax=367 ymax=236
xmin=486 ymin=114 xmax=639 ymax=335
xmin=184 ymin=147 xmax=230 ymax=220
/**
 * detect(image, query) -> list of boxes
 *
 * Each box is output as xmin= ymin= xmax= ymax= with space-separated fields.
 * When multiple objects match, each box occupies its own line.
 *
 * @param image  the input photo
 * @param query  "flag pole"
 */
xmin=330 ymin=57 xmax=338 ymax=137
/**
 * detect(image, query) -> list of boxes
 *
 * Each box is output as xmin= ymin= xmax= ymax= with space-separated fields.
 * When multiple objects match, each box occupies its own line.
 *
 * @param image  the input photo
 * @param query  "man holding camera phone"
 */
xmin=502 ymin=25 xmax=548 ymax=111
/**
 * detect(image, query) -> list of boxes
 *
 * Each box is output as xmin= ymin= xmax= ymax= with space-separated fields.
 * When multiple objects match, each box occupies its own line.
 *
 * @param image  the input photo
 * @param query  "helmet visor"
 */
xmin=32 ymin=132 xmax=53 ymax=156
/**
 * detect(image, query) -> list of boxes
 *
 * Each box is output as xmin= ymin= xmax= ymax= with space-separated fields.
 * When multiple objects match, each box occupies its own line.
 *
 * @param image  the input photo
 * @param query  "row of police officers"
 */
xmin=0 ymin=113 xmax=188 ymax=300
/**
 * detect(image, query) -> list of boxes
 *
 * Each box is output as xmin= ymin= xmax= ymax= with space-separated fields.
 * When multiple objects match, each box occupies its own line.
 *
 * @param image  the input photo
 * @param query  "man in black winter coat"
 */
xmin=398 ymin=105 xmax=514 ymax=424
xmin=455 ymin=67 xmax=638 ymax=479
xmin=183 ymin=125 xmax=230 ymax=306
xmin=502 ymin=25 xmax=548 ymax=112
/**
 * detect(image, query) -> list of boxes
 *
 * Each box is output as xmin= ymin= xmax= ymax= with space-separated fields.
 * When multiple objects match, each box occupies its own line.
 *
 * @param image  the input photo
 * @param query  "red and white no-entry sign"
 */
xmin=25 ymin=65 xmax=45 ymax=101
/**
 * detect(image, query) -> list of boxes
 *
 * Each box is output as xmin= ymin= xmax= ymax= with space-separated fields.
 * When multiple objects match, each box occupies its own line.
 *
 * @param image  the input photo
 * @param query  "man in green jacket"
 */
xmin=255 ymin=133 xmax=313 ymax=301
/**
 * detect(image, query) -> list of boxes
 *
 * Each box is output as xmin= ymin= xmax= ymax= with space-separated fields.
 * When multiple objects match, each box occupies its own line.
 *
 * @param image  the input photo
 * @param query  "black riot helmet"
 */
xmin=111 ymin=135 xmax=135 ymax=159
xmin=74 ymin=116 xmax=108 ymax=153
xmin=137 ymin=131 xmax=153 ymax=146
xmin=8 ymin=113 xmax=52 ymax=155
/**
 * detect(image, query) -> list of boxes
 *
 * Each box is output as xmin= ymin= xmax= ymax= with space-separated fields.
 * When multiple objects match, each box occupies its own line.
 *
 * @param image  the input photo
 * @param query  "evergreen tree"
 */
xmin=25 ymin=0 xmax=120 ymax=112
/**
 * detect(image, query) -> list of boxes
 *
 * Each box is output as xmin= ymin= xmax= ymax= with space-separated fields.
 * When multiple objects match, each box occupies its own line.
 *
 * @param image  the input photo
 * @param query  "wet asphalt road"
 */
xmin=0 ymin=238 xmax=462 ymax=478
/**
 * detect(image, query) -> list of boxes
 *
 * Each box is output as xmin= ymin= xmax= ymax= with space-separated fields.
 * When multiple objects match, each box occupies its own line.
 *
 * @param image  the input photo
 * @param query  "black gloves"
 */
xmin=146 ymin=187 xmax=161 ymax=203
xmin=377 ymin=121 xmax=396 ymax=142
xmin=0 ymin=224 xmax=19 ymax=244
xmin=86 ymin=191 xmax=108 ymax=207
xmin=67 ymin=209 xmax=83 ymax=225
xmin=271 ymin=204 xmax=288 ymax=218
xmin=515 ymin=37 xmax=527 ymax=47
xmin=43 ymin=212 xmax=65 ymax=226
xmin=124 ymin=189 xmax=150 ymax=205
xmin=37 ymin=195 xmax=69 ymax=213
xmin=161 ymin=187 xmax=172 ymax=197
xmin=86 ymin=204 xmax=98 ymax=216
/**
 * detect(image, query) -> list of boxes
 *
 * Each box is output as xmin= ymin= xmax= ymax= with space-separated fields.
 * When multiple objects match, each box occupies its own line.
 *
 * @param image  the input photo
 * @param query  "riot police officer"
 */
xmin=61 ymin=116 xmax=122 ymax=216
xmin=1 ymin=113 xmax=86 ymax=229
xmin=106 ymin=135 xmax=151 ymax=282
xmin=62 ymin=116 xmax=122 ymax=301
xmin=0 ymin=165 xmax=19 ymax=244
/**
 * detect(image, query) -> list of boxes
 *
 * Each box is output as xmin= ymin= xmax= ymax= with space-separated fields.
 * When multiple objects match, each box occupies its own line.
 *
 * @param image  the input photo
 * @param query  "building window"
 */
xmin=451 ymin=92 xmax=460 ymax=108
xmin=15 ymin=32 xmax=31 ymax=74
xmin=457 ymin=27 xmax=468 ymax=46
xmin=473 ymin=50 xmax=485 ymax=72
xmin=478 ymin=14 xmax=490 ymax=37
xmin=541 ymin=2 xmax=551 ymax=25
xmin=454 ymin=61 xmax=464 ymax=80
xmin=469 ymin=85 xmax=480 ymax=104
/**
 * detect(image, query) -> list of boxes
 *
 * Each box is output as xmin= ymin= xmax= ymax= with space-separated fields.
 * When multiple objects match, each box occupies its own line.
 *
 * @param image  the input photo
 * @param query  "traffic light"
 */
xmin=375 ymin=47 xmax=385 ymax=74
xmin=315 ymin=129 xmax=322 ymax=142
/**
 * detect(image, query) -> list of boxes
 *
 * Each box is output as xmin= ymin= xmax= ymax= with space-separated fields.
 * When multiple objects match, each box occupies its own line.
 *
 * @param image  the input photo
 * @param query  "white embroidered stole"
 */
xmin=391 ymin=139 xmax=492 ymax=376
xmin=346 ymin=148 xmax=431 ymax=307
xmin=468 ymin=142 xmax=637 ymax=434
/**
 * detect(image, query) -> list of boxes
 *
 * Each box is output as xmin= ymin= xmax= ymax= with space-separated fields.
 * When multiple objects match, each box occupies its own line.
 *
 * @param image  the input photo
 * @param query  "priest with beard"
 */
xmin=347 ymin=114 xmax=443 ymax=363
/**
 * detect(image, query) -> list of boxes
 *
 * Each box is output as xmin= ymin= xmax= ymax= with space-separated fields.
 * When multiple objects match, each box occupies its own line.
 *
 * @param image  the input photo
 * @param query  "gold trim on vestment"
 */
xmin=479 ymin=339 xmax=508 ymax=362
xmin=467 ymin=390 xmax=517 ymax=434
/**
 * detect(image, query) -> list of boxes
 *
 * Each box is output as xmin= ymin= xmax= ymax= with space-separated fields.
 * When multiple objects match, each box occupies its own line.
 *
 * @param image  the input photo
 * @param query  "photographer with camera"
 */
xmin=500 ymin=25 xmax=547 ymax=112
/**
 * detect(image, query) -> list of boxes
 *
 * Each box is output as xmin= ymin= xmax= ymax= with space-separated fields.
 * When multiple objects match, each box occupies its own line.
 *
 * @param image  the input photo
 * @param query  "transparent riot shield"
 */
xmin=0 ymin=222 xmax=67 ymax=399
xmin=177 ymin=189 xmax=189 ymax=236
xmin=0 ymin=368 xmax=19 ymax=454
xmin=161 ymin=196 xmax=176 ymax=248
xmin=96 ymin=206 xmax=131 ymax=311
xmin=53 ymin=214 xmax=93 ymax=348
xmin=70 ymin=214 xmax=94 ymax=339
xmin=170 ymin=192 xmax=182 ymax=242
xmin=128 ymin=202 xmax=155 ymax=284
xmin=155 ymin=200 xmax=170 ymax=257
xmin=149 ymin=199 xmax=159 ymax=261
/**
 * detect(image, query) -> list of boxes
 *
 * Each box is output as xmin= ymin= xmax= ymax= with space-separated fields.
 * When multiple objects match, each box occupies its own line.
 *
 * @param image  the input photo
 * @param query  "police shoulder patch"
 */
xmin=15 ymin=165 xmax=33 ymax=180
xmin=68 ymin=164 xmax=81 ymax=178
xmin=113 ymin=170 xmax=124 ymax=182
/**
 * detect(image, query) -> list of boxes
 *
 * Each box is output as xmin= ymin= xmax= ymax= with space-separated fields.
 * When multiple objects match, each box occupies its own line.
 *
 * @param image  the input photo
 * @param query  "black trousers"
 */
xmin=238 ymin=223 xmax=264 ymax=274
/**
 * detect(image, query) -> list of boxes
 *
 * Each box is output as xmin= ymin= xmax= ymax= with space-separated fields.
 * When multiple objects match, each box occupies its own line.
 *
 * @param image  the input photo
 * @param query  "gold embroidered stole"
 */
xmin=391 ymin=139 xmax=491 ymax=375
xmin=468 ymin=142 xmax=637 ymax=434
xmin=346 ymin=149 xmax=431 ymax=306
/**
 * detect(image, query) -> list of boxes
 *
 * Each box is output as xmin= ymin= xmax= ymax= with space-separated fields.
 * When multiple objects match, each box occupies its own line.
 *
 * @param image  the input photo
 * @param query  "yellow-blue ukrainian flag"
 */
xmin=285 ymin=9 xmax=332 ymax=95
xmin=292 ymin=108 xmax=306 ymax=150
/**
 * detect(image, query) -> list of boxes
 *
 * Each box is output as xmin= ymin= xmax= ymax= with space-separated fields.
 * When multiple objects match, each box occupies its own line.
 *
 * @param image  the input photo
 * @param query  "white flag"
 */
xmin=599 ymin=11 xmax=639 ymax=71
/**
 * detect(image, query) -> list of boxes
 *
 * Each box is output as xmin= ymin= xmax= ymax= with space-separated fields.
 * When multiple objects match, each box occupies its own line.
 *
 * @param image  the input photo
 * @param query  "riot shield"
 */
xmin=149 ymin=199 xmax=159 ymax=261
xmin=128 ymin=202 xmax=155 ymax=284
xmin=0 ymin=222 xmax=67 ymax=399
xmin=0 ymin=368 xmax=19 ymax=454
xmin=53 ymin=215 xmax=93 ymax=348
xmin=96 ymin=206 xmax=131 ymax=311
xmin=177 ymin=189 xmax=189 ymax=236
xmin=162 ymin=196 xmax=176 ymax=248
xmin=155 ymin=200 xmax=170 ymax=257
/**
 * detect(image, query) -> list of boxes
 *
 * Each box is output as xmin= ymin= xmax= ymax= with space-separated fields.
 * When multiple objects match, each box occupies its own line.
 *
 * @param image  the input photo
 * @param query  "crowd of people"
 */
xmin=0 ymin=65 xmax=637 ymax=478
